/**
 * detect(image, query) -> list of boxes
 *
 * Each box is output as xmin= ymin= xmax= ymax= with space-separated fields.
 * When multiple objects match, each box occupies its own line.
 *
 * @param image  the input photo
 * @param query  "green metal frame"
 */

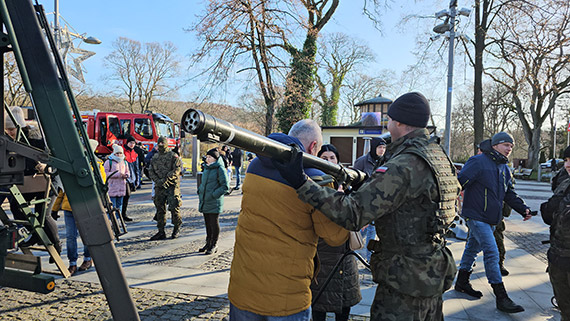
xmin=0 ymin=0 xmax=138 ymax=319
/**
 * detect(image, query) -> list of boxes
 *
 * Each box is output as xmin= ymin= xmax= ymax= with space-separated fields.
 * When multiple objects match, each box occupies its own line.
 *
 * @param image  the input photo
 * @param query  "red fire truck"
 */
xmin=80 ymin=110 xmax=180 ymax=154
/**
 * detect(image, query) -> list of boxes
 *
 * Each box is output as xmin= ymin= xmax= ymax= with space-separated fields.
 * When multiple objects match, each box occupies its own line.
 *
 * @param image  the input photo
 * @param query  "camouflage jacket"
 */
xmin=297 ymin=129 xmax=460 ymax=297
xmin=149 ymin=149 xmax=181 ymax=189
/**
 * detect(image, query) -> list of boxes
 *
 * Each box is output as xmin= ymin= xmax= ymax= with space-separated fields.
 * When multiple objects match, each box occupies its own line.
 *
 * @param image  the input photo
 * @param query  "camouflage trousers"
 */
xmin=371 ymin=285 xmax=443 ymax=321
xmin=549 ymin=262 xmax=570 ymax=321
xmin=493 ymin=219 xmax=506 ymax=265
xmin=154 ymin=186 xmax=182 ymax=232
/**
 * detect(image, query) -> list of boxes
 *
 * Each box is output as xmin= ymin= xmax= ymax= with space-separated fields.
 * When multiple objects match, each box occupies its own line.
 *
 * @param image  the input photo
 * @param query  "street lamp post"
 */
xmin=431 ymin=0 xmax=470 ymax=155
xmin=443 ymin=1 xmax=457 ymax=155
xmin=51 ymin=0 xmax=101 ymax=83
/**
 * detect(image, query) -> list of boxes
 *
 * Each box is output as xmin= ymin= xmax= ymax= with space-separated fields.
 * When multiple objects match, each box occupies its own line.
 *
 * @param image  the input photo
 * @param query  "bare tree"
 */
xmin=340 ymin=72 xmax=390 ymax=124
xmin=4 ymin=53 xmax=30 ymax=107
xmin=469 ymin=0 xmax=517 ymax=154
xmin=104 ymin=37 xmax=180 ymax=114
xmin=314 ymin=33 xmax=375 ymax=126
xmin=277 ymin=0 xmax=340 ymax=132
xmin=191 ymin=0 xmax=389 ymax=133
xmin=238 ymin=91 xmax=278 ymax=132
xmin=190 ymin=0 xmax=288 ymax=136
xmin=487 ymin=0 xmax=570 ymax=168
xmin=450 ymin=82 xmax=518 ymax=161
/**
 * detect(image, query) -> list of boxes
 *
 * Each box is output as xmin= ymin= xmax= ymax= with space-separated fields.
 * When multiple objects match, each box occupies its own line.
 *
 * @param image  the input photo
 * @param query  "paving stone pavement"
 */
xmin=0 ymin=178 xmax=560 ymax=320
xmin=0 ymin=279 xmax=230 ymax=321
xmin=1 ymin=189 xmax=371 ymax=320
xmin=505 ymin=231 xmax=550 ymax=264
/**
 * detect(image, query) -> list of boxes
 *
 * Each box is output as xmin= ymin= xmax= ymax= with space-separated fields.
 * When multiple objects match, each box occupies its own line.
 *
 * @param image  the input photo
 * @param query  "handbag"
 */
xmin=349 ymin=231 xmax=364 ymax=250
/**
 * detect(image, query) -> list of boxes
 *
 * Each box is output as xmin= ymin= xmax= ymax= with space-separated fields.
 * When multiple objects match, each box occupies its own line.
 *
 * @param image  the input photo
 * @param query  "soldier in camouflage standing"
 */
xmin=273 ymin=92 xmax=461 ymax=320
xmin=149 ymin=136 xmax=182 ymax=240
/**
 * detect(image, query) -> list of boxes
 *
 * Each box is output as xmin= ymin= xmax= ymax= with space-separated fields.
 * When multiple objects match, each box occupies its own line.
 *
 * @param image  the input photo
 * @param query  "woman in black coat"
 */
xmin=310 ymin=144 xmax=361 ymax=321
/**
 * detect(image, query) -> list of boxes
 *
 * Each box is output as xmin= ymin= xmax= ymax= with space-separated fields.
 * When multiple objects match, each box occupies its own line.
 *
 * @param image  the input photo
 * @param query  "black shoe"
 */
xmin=171 ymin=229 xmax=180 ymax=239
xmin=150 ymin=231 xmax=166 ymax=241
xmin=500 ymin=265 xmax=510 ymax=276
xmin=123 ymin=216 xmax=133 ymax=222
xmin=234 ymin=186 xmax=240 ymax=190
xmin=491 ymin=282 xmax=524 ymax=313
xmin=198 ymin=244 xmax=209 ymax=252
xmin=455 ymin=269 xmax=483 ymax=298
xmin=205 ymin=246 xmax=218 ymax=255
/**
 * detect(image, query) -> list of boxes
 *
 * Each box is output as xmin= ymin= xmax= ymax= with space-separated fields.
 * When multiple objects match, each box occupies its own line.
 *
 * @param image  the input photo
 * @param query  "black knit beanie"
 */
xmin=207 ymin=148 xmax=220 ymax=160
xmin=126 ymin=135 xmax=136 ymax=144
xmin=491 ymin=132 xmax=514 ymax=146
xmin=386 ymin=92 xmax=430 ymax=128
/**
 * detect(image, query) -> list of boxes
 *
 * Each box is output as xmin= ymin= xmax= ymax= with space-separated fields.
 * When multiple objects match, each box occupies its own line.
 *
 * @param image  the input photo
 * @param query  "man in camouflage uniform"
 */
xmin=273 ymin=92 xmax=461 ymax=320
xmin=148 ymin=136 xmax=182 ymax=240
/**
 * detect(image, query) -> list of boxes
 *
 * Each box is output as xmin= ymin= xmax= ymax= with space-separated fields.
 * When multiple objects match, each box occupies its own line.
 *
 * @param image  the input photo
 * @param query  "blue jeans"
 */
xmin=360 ymin=223 xmax=376 ymax=261
xmin=110 ymin=196 xmax=123 ymax=210
xmin=234 ymin=166 xmax=241 ymax=188
xmin=459 ymin=218 xmax=502 ymax=284
xmin=229 ymin=303 xmax=311 ymax=321
xmin=64 ymin=211 xmax=90 ymax=265
xmin=110 ymin=196 xmax=124 ymax=222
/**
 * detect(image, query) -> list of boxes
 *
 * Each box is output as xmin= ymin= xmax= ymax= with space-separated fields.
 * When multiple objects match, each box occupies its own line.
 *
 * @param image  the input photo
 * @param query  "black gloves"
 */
xmin=272 ymin=145 xmax=307 ymax=189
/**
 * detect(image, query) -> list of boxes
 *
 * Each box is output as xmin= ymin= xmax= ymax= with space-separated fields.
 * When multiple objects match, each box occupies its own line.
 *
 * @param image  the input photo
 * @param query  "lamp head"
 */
xmin=83 ymin=36 xmax=102 ymax=45
xmin=458 ymin=7 xmax=471 ymax=17
xmin=435 ymin=9 xmax=449 ymax=19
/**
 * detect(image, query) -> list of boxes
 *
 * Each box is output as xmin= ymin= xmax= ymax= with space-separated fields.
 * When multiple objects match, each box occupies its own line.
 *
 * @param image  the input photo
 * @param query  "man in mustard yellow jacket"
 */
xmin=228 ymin=120 xmax=349 ymax=320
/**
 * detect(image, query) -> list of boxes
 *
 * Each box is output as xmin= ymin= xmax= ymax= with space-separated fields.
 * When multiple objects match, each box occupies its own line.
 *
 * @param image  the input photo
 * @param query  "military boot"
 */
xmin=150 ymin=231 xmax=166 ymax=241
xmin=491 ymin=282 xmax=524 ymax=313
xmin=171 ymin=226 xmax=181 ymax=239
xmin=454 ymin=269 xmax=483 ymax=298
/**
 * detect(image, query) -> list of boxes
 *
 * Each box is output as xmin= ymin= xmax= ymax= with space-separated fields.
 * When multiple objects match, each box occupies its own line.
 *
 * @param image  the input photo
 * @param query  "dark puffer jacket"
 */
xmin=197 ymin=157 xmax=229 ymax=213
xmin=458 ymin=147 xmax=528 ymax=225
xmin=310 ymin=239 xmax=361 ymax=313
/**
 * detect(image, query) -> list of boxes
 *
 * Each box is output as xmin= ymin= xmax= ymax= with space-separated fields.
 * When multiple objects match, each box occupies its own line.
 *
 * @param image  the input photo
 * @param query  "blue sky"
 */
xmin=40 ymin=0 xmax=463 ymax=124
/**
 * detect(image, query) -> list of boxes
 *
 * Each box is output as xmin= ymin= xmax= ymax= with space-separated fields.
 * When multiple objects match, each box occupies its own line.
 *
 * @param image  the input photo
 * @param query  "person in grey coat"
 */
xmin=197 ymin=148 xmax=230 ymax=255
xmin=353 ymin=137 xmax=386 ymax=176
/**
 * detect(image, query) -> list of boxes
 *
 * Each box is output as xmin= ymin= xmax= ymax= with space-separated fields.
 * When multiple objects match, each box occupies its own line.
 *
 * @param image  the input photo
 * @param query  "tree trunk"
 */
xmin=473 ymin=0 xmax=485 ymax=154
xmin=527 ymin=126 xmax=542 ymax=169
xmin=264 ymin=97 xmax=275 ymax=136
xmin=278 ymin=31 xmax=318 ymax=133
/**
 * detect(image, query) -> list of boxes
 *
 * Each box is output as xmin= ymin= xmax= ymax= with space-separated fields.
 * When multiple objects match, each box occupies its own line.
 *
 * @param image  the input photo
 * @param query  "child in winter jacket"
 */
xmin=104 ymin=144 xmax=130 ymax=211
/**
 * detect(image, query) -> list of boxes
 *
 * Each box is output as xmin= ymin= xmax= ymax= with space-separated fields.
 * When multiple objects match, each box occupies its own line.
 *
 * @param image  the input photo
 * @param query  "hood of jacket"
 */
xmin=257 ymin=133 xmax=306 ymax=168
xmin=205 ymin=156 xmax=224 ymax=169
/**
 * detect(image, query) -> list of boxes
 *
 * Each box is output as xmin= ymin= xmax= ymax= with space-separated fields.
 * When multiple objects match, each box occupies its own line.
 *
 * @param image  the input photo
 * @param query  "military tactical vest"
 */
xmin=375 ymin=136 xmax=460 ymax=256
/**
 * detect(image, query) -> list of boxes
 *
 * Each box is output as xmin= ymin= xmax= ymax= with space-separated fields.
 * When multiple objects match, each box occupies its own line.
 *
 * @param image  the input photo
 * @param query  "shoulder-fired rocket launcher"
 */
xmin=181 ymin=109 xmax=369 ymax=188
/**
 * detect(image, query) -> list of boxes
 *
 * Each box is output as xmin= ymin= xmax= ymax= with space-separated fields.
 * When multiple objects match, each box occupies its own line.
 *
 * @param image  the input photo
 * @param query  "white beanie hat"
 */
xmin=4 ymin=106 xmax=26 ymax=129
xmin=89 ymin=139 xmax=99 ymax=152
xmin=112 ymin=144 xmax=124 ymax=154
